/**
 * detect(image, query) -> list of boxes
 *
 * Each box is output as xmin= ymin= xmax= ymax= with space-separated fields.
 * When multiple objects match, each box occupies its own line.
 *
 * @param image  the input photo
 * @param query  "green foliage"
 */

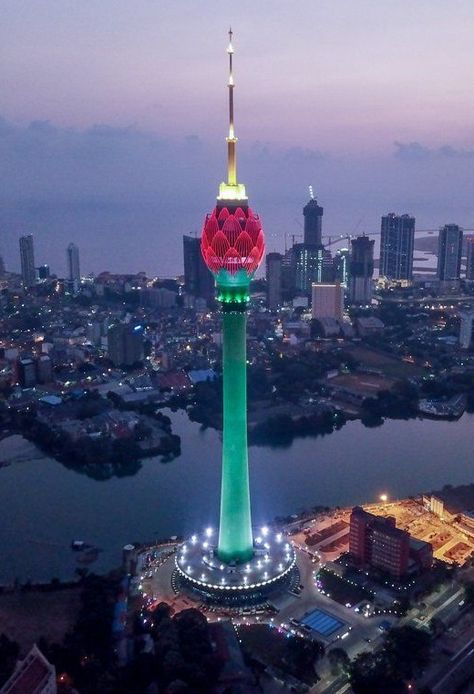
xmin=0 ymin=633 xmax=20 ymax=687
xmin=349 ymin=626 xmax=431 ymax=693
xmin=249 ymin=410 xmax=346 ymax=447
xmin=463 ymin=580 xmax=474 ymax=605
xmin=327 ymin=647 xmax=350 ymax=675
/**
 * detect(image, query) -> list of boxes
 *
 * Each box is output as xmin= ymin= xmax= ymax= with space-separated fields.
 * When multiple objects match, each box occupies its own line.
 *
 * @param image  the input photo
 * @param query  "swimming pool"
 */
xmin=300 ymin=608 xmax=344 ymax=637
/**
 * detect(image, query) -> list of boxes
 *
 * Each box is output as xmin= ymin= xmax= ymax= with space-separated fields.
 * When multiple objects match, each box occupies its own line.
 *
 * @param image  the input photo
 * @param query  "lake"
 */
xmin=1 ymin=409 xmax=473 ymax=584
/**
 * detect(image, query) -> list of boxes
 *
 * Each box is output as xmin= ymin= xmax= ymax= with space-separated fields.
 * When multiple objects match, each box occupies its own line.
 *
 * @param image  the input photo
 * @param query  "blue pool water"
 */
xmin=300 ymin=608 xmax=344 ymax=636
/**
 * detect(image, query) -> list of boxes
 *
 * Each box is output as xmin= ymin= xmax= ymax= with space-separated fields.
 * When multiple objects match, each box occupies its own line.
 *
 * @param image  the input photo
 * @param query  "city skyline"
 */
xmin=4 ymin=7 xmax=474 ymax=692
xmin=1 ymin=2 xmax=474 ymax=275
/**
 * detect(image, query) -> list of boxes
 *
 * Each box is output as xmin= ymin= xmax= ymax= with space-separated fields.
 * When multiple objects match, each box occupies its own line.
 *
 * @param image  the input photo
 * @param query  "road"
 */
xmin=431 ymin=635 xmax=474 ymax=693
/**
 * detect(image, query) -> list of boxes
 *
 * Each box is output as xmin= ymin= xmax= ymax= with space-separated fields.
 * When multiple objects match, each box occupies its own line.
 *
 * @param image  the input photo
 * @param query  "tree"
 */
xmin=0 ymin=634 xmax=20 ymax=687
xmin=284 ymin=636 xmax=324 ymax=677
xmin=383 ymin=626 xmax=432 ymax=680
xmin=328 ymin=647 xmax=350 ymax=675
xmin=463 ymin=580 xmax=474 ymax=605
xmin=350 ymin=651 xmax=397 ymax=694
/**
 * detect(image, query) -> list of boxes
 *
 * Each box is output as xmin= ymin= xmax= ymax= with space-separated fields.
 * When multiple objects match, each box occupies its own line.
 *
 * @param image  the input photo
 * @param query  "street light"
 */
xmin=380 ymin=494 xmax=388 ymax=503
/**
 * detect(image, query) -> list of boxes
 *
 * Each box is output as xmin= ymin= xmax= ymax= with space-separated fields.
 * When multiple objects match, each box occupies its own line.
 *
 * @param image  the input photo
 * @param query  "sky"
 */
xmin=1 ymin=1 xmax=474 ymax=276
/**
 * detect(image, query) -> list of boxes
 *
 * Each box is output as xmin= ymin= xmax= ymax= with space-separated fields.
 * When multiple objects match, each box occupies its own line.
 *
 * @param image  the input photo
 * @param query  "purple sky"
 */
xmin=1 ymin=1 xmax=474 ymax=275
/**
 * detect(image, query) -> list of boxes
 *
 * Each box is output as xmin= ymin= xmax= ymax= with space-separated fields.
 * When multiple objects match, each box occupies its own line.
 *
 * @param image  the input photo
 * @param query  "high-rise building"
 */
xmin=437 ymin=224 xmax=463 ymax=282
xmin=19 ymin=234 xmax=36 ymax=289
xmin=349 ymin=506 xmax=410 ymax=579
xmin=266 ymin=252 xmax=282 ymax=310
xmin=67 ymin=243 xmax=80 ymax=290
xmin=0 ymin=255 xmax=5 ymax=276
xmin=36 ymin=355 xmax=53 ymax=384
xmin=459 ymin=311 xmax=474 ymax=349
xmin=311 ymin=283 xmax=343 ymax=320
xmin=107 ymin=323 xmax=144 ymax=366
xmin=294 ymin=243 xmax=332 ymax=294
xmin=303 ymin=196 xmax=323 ymax=246
xmin=465 ymin=236 xmax=474 ymax=280
xmin=183 ymin=235 xmax=215 ymax=303
xmin=380 ymin=213 xmax=415 ymax=282
xmin=38 ymin=264 xmax=50 ymax=280
xmin=281 ymin=247 xmax=296 ymax=298
xmin=18 ymin=357 xmax=36 ymax=388
xmin=334 ymin=247 xmax=350 ymax=286
xmin=349 ymin=236 xmax=374 ymax=304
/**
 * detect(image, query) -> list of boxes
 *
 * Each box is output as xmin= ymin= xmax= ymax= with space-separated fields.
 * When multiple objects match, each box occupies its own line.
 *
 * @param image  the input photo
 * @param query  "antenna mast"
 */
xmin=227 ymin=28 xmax=237 ymax=186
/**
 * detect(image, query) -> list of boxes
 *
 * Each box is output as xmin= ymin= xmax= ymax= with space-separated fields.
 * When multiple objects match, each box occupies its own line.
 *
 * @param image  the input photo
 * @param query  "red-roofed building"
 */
xmin=1 ymin=644 xmax=56 ymax=693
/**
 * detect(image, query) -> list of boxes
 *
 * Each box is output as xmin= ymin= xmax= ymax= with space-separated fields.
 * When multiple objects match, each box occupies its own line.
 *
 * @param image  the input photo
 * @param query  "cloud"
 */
xmin=0 ymin=116 xmax=473 ymax=276
xmin=394 ymin=141 xmax=474 ymax=160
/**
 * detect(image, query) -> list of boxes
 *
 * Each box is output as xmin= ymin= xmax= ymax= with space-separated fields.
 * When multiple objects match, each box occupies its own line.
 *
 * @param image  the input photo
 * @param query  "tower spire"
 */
xmin=227 ymin=27 xmax=237 ymax=186
xmin=217 ymin=29 xmax=247 ymax=203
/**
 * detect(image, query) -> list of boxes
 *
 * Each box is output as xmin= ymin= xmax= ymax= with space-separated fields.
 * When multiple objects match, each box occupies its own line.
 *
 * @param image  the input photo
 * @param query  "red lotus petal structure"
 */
xmin=201 ymin=206 xmax=265 ymax=276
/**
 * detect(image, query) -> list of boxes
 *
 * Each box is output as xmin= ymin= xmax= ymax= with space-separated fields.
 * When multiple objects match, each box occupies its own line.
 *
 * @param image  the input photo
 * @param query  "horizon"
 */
xmin=1 ymin=1 xmax=474 ymax=275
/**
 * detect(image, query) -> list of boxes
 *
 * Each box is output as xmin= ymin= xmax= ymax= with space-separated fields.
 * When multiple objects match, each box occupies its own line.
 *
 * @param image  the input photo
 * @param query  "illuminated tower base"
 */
xmin=175 ymin=529 xmax=296 ymax=605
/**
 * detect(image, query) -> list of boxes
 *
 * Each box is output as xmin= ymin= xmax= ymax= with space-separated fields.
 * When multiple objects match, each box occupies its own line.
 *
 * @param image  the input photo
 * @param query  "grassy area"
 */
xmin=0 ymin=587 xmax=81 ymax=653
xmin=346 ymin=345 xmax=425 ymax=379
xmin=238 ymin=623 xmax=287 ymax=666
xmin=238 ymin=623 xmax=320 ymax=685
xmin=317 ymin=568 xmax=372 ymax=607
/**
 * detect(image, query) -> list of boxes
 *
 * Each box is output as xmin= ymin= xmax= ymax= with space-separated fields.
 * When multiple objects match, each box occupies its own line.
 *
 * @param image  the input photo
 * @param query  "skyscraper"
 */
xmin=465 ymin=236 xmax=474 ymax=280
xmin=281 ymin=247 xmax=296 ymax=299
xmin=311 ymin=283 xmax=343 ymax=320
xmin=294 ymin=243 xmax=333 ymax=293
xmin=0 ymin=255 xmax=5 ymax=276
xmin=380 ymin=213 xmax=415 ymax=282
xmin=437 ymin=224 xmax=463 ymax=282
xmin=266 ymin=252 xmax=282 ymax=310
xmin=107 ymin=323 xmax=144 ymax=366
xmin=38 ymin=265 xmax=50 ymax=280
xmin=183 ymin=235 xmax=215 ymax=303
xmin=176 ymin=31 xmax=295 ymax=602
xmin=459 ymin=311 xmax=474 ymax=349
xmin=19 ymin=235 xmax=36 ymax=289
xmin=303 ymin=196 xmax=323 ymax=246
xmin=334 ymin=247 xmax=350 ymax=286
xmin=349 ymin=236 xmax=374 ymax=304
xmin=66 ymin=243 xmax=80 ymax=290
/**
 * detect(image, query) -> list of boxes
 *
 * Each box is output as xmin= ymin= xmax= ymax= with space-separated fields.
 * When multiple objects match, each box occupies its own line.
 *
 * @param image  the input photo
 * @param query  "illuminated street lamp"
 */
xmin=380 ymin=493 xmax=388 ymax=503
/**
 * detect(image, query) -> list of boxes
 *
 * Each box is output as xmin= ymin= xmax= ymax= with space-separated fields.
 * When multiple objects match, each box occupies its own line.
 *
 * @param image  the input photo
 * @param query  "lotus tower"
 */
xmin=176 ymin=31 xmax=295 ymax=603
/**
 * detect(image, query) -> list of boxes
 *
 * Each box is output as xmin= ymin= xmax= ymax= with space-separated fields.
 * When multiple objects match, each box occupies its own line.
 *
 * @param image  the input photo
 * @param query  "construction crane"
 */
xmin=285 ymin=232 xmax=303 ymax=251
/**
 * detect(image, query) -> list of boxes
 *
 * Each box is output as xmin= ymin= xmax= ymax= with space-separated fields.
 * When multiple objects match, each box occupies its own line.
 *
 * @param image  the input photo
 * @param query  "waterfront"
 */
xmin=1 ymin=408 xmax=474 ymax=584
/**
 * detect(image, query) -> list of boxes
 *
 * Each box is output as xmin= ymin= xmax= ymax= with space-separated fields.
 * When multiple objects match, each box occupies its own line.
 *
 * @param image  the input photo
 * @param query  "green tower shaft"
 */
xmin=217 ymin=286 xmax=253 ymax=564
